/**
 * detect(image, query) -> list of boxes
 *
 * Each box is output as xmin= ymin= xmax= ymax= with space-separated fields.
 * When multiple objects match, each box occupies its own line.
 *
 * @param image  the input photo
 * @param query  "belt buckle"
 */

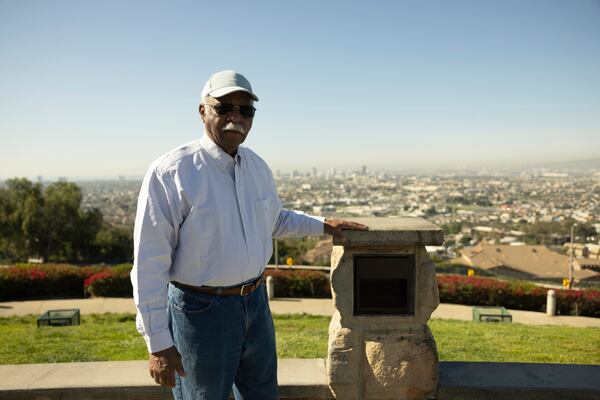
xmin=240 ymin=282 xmax=253 ymax=296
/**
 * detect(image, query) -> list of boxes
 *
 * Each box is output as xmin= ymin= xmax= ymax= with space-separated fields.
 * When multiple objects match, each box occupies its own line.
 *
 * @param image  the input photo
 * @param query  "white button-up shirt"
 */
xmin=131 ymin=134 xmax=324 ymax=352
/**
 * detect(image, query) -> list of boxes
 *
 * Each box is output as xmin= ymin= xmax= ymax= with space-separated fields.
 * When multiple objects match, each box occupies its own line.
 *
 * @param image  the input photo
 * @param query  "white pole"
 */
xmin=569 ymin=224 xmax=576 ymax=289
xmin=266 ymin=276 xmax=274 ymax=300
xmin=546 ymin=289 xmax=556 ymax=316
xmin=274 ymin=239 xmax=279 ymax=270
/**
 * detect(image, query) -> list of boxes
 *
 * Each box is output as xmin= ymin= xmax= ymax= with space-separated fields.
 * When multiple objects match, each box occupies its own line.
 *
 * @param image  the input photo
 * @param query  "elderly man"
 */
xmin=131 ymin=70 xmax=367 ymax=400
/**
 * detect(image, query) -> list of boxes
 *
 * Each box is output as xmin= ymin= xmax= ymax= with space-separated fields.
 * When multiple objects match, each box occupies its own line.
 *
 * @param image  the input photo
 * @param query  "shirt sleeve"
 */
xmin=272 ymin=210 xmax=324 ymax=238
xmin=130 ymin=166 xmax=181 ymax=353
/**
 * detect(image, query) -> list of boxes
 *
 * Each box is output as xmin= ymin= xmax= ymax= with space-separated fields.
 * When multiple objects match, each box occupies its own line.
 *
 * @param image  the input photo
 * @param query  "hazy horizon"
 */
xmin=2 ymin=156 xmax=599 ymax=183
xmin=1 ymin=1 xmax=599 ymax=178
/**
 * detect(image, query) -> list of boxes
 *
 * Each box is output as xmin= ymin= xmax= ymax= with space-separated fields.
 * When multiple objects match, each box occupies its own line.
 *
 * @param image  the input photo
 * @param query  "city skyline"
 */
xmin=1 ymin=1 xmax=599 ymax=178
xmin=4 ymin=155 xmax=600 ymax=183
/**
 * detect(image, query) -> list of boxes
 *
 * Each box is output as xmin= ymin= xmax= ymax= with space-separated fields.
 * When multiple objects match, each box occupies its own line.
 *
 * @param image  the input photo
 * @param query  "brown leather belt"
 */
xmin=172 ymin=275 xmax=264 ymax=297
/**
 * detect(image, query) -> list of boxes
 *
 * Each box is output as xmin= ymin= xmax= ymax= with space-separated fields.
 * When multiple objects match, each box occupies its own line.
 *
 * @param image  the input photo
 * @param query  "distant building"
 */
xmin=425 ymin=246 xmax=450 ymax=259
xmin=472 ymin=226 xmax=495 ymax=233
xmin=564 ymin=243 xmax=600 ymax=259
xmin=455 ymin=243 xmax=599 ymax=283
xmin=499 ymin=236 xmax=518 ymax=244
xmin=575 ymin=259 xmax=600 ymax=273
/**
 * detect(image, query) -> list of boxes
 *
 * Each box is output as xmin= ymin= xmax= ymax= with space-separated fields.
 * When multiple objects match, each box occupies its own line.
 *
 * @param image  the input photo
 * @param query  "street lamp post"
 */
xmin=569 ymin=223 xmax=577 ymax=290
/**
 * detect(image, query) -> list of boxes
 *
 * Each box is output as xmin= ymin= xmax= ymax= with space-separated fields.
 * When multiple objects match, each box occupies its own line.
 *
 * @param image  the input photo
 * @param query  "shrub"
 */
xmin=437 ymin=274 xmax=600 ymax=317
xmin=265 ymin=269 xmax=330 ymax=298
xmin=84 ymin=268 xmax=327 ymax=299
xmin=2 ymin=264 xmax=598 ymax=318
xmin=555 ymin=289 xmax=600 ymax=318
xmin=84 ymin=270 xmax=132 ymax=297
xmin=0 ymin=264 xmax=102 ymax=300
xmin=110 ymin=263 xmax=133 ymax=273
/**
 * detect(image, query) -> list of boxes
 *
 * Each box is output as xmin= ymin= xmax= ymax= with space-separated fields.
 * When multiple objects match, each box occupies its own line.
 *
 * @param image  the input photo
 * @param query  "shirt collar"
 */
xmin=200 ymin=133 xmax=243 ymax=171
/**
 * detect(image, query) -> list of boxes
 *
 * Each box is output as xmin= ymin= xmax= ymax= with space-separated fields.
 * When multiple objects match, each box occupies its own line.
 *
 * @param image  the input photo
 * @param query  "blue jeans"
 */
xmin=168 ymin=280 xmax=278 ymax=400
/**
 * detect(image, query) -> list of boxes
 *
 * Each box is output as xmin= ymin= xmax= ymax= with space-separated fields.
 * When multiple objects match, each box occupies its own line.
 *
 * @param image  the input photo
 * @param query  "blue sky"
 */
xmin=1 ymin=0 xmax=599 ymax=179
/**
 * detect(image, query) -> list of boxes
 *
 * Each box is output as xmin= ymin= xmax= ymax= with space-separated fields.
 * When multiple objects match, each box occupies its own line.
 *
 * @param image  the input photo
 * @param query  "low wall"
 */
xmin=1 ymin=359 xmax=598 ymax=400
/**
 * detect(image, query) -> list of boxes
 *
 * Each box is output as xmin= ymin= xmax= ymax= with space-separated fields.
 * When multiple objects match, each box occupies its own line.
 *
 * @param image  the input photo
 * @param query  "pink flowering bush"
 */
xmin=84 ymin=270 xmax=132 ymax=297
xmin=0 ymin=264 xmax=102 ymax=300
xmin=264 ymin=269 xmax=330 ymax=298
xmin=1 ymin=264 xmax=598 ymax=317
xmin=437 ymin=274 xmax=600 ymax=317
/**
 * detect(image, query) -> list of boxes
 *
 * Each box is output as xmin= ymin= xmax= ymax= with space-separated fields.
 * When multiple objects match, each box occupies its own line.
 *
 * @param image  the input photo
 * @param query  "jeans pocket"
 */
xmin=171 ymin=291 xmax=215 ymax=314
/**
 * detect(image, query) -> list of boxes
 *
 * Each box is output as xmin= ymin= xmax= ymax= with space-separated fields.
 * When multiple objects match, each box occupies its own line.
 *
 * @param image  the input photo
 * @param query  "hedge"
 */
xmin=264 ymin=269 xmax=330 ymax=298
xmin=0 ymin=265 xmax=332 ymax=300
xmin=0 ymin=264 xmax=103 ymax=300
xmin=84 ymin=271 xmax=133 ymax=297
xmin=86 ymin=268 xmax=331 ymax=298
xmin=437 ymin=274 xmax=600 ymax=318
xmin=1 ymin=265 xmax=599 ymax=318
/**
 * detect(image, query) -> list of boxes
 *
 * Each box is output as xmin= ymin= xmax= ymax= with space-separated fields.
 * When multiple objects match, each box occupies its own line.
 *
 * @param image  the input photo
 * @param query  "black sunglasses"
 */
xmin=207 ymin=103 xmax=256 ymax=118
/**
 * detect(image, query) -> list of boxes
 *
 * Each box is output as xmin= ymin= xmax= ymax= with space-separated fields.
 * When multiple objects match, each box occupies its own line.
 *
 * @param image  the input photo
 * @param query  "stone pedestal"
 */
xmin=326 ymin=217 xmax=442 ymax=400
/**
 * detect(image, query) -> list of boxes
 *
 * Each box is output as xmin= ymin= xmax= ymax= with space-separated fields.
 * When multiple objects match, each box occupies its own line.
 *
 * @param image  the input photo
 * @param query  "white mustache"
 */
xmin=224 ymin=122 xmax=246 ymax=135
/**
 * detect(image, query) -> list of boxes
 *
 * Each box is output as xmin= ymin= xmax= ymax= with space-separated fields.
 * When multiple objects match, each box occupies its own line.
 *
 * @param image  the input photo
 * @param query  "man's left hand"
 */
xmin=324 ymin=219 xmax=368 ymax=242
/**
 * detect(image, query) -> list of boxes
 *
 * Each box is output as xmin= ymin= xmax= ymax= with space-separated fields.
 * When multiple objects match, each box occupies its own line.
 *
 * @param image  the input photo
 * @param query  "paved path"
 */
xmin=2 ymin=360 xmax=599 ymax=399
xmin=1 ymin=297 xmax=599 ymax=327
xmin=0 ymin=359 xmax=330 ymax=400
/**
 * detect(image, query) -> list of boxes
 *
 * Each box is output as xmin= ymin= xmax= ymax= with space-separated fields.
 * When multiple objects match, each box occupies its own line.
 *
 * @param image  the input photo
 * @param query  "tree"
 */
xmin=77 ymin=207 xmax=104 ymax=260
xmin=575 ymin=223 xmax=597 ymax=241
xmin=459 ymin=235 xmax=473 ymax=246
xmin=268 ymin=237 xmax=322 ymax=266
xmin=0 ymin=178 xmax=105 ymax=262
xmin=40 ymin=181 xmax=104 ymax=261
xmin=0 ymin=178 xmax=44 ymax=260
xmin=93 ymin=224 xmax=134 ymax=262
xmin=441 ymin=222 xmax=463 ymax=235
xmin=521 ymin=219 xmax=598 ymax=245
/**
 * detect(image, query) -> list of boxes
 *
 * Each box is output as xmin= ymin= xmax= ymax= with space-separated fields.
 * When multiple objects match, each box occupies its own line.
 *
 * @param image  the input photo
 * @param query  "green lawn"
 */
xmin=0 ymin=314 xmax=598 ymax=365
xmin=430 ymin=319 xmax=600 ymax=364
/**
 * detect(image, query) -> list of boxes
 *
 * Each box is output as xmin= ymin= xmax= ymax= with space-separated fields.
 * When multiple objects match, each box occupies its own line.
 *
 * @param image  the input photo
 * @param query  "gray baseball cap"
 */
xmin=201 ymin=70 xmax=259 ymax=102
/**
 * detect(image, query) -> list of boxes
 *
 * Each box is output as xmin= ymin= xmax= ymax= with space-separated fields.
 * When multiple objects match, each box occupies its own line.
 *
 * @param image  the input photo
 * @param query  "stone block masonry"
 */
xmin=327 ymin=217 xmax=443 ymax=400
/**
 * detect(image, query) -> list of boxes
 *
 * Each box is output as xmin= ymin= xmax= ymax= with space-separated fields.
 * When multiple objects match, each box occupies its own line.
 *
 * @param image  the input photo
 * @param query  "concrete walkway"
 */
xmin=2 ymin=360 xmax=599 ymax=400
xmin=0 ymin=359 xmax=330 ymax=400
xmin=1 ymin=297 xmax=599 ymax=327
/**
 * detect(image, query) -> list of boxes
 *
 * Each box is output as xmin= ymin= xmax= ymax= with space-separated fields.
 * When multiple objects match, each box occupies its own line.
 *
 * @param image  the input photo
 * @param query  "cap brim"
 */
xmin=209 ymin=87 xmax=259 ymax=101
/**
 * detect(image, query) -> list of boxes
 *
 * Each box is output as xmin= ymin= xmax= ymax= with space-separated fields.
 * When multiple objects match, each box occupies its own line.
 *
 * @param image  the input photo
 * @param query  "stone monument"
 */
xmin=326 ymin=217 xmax=442 ymax=400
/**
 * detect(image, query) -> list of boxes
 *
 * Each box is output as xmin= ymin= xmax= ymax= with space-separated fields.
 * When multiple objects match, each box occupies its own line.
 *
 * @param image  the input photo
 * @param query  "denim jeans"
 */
xmin=168 ymin=280 xmax=278 ymax=400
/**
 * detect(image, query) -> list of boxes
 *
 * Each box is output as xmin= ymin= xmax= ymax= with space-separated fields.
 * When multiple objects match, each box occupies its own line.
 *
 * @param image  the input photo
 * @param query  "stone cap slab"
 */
xmin=438 ymin=361 xmax=600 ymax=399
xmin=333 ymin=217 xmax=443 ymax=247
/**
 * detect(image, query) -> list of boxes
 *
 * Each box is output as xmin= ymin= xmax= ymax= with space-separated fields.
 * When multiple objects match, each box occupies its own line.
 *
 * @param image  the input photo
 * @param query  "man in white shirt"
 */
xmin=131 ymin=70 xmax=367 ymax=400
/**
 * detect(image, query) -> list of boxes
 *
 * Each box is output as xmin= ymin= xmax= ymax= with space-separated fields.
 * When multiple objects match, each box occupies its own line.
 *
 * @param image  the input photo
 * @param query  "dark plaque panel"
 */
xmin=353 ymin=255 xmax=415 ymax=315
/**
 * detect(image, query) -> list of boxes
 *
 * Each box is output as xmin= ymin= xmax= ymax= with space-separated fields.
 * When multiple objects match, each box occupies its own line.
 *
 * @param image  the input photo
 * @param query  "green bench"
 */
xmin=37 ymin=309 xmax=80 ymax=327
xmin=472 ymin=306 xmax=512 ymax=323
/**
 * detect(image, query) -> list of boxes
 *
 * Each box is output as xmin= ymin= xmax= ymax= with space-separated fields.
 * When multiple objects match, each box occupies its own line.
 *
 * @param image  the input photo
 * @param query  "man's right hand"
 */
xmin=149 ymin=345 xmax=186 ymax=388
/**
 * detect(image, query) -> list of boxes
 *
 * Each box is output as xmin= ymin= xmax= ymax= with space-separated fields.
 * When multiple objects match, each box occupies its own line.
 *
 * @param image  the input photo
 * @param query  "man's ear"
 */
xmin=199 ymin=104 xmax=206 ymax=123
